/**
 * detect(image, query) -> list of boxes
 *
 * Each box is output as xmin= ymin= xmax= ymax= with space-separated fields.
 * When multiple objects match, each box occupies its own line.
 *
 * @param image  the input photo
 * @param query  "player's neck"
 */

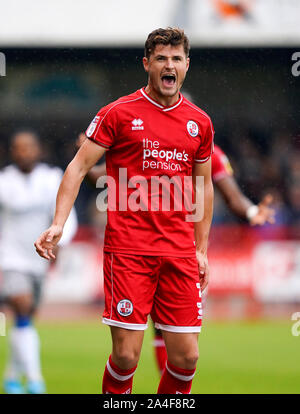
xmin=144 ymin=85 xmax=180 ymax=107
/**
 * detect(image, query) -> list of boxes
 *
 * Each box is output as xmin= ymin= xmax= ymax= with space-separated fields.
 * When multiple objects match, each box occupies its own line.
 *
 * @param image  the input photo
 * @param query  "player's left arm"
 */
xmin=216 ymin=175 xmax=275 ymax=226
xmin=193 ymin=159 xmax=214 ymax=292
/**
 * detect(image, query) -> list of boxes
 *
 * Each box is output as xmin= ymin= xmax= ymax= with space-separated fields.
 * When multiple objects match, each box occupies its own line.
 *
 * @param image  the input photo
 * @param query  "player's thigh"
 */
xmin=102 ymin=253 xmax=160 ymax=329
xmin=151 ymin=256 xmax=202 ymax=332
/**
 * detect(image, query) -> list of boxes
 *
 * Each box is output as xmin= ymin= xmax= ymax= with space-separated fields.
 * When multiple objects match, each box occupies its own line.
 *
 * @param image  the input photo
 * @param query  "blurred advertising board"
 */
xmin=0 ymin=0 xmax=300 ymax=46
xmin=43 ymin=225 xmax=300 ymax=304
xmin=188 ymin=0 xmax=300 ymax=46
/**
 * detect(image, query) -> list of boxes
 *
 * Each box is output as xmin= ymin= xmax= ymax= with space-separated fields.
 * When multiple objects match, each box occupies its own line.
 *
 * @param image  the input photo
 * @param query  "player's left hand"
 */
xmin=196 ymin=250 xmax=209 ymax=292
xmin=250 ymin=194 xmax=275 ymax=226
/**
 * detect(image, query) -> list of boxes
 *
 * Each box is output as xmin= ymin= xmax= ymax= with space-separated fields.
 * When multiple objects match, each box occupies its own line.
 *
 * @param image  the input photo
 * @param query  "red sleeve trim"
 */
xmin=194 ymin=155 xmax=211 ymax=164
xmin=87 ymin=136 xmax=111 ymax=149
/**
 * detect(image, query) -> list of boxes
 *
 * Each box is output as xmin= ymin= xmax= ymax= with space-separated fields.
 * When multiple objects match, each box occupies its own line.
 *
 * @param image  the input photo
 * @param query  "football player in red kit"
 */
xmin=35 ymin=27 xmax=214 ymax=394
xmin=76 ymin=134 xmax=275 ymax=375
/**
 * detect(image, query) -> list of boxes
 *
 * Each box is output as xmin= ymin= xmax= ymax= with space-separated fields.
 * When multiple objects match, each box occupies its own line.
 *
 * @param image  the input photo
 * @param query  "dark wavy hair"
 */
xmin=144 ymin=27 xmax=190 ymax=59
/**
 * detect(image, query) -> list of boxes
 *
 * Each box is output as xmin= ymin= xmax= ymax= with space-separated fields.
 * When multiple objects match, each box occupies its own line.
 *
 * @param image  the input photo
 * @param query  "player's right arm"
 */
xmin=34 ymin=139 xmax=106 ymax=260
xmin=76 ymin=132 xmax=107 ymax=185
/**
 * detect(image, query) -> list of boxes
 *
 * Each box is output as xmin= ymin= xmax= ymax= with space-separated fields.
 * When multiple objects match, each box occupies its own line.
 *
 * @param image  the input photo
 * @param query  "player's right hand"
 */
xmin=34 ymin=224 xmax=63 ymax=260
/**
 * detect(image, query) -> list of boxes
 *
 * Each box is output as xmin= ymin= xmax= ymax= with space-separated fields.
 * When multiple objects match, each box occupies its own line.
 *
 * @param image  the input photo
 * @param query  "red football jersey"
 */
xmin=211 ymin=144 xmax=233 ymax=183
xmin=86 ymin=88 xmax=214 ymax=257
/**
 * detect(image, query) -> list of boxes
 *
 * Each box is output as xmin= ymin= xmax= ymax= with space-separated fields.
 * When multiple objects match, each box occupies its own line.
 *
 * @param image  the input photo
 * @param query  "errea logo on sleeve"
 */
xmin=131 ymin=119 xmax=144 ymax=130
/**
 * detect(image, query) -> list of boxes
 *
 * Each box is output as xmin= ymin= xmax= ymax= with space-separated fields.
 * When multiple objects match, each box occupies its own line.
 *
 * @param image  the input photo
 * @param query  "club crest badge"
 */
xmin=187 ymin=120 xmax=199 ymax=137
xmin=117 ymin=299 xmax=133 ymax=317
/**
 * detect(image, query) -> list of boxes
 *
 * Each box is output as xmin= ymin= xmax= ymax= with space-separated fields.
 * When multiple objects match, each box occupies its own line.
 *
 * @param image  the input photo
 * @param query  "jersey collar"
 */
xmin=140 ymin=88 xmax=183 ymax=112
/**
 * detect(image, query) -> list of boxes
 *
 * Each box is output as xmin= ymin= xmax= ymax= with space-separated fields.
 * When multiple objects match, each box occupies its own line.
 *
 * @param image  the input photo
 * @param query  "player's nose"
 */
xmin=164 ymin=57 xmax=175 ymax=69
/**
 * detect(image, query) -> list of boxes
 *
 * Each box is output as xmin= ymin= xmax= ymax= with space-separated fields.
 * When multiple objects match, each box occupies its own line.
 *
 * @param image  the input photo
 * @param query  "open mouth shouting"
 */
xmin=161 ymin=73 xmax=177 ymax=89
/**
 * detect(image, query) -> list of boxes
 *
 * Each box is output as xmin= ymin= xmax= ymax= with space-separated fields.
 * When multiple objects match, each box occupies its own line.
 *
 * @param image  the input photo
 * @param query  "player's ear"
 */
xmin=142 ymin=56 xmax=149 ymax=73
xmin=186 ymin=57 xmax=190 ymax=72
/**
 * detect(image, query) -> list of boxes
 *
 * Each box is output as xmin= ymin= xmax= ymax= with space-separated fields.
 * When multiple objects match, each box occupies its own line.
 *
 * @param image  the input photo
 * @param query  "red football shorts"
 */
xmin=102 ymin=253 xmax=202 ymax=333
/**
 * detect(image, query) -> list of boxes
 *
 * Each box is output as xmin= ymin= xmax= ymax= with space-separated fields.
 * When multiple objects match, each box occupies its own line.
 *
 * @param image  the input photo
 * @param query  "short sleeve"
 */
xmin=85 ymin=105 xmax=117 ymax=149
xmin=211 ymin=146 xmax=234 ymax=182
xmin=194 ymin=118 xmax=214 ymax=164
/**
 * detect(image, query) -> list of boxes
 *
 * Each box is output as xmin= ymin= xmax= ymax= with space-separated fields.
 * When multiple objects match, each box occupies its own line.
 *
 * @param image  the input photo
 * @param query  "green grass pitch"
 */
xmin=0 ymin=320 xmax=299 ymax=394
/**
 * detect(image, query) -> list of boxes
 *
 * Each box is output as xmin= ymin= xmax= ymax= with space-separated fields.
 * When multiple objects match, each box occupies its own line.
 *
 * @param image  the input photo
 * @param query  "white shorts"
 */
xmin=0 ymin=271 xmax=45 ymax=307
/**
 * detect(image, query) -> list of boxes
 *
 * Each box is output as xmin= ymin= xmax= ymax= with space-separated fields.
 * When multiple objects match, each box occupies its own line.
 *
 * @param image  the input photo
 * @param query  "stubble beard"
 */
xmin=151 ymin=78 xmax=180 ymax=100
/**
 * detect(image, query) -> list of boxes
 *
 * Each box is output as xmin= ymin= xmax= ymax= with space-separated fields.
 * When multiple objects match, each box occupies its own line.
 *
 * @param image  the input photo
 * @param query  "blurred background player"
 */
xmin=0 ymin=130 xmax=78 ymax=394
xmin=76 ymin=130 xmax=275 ymax=375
